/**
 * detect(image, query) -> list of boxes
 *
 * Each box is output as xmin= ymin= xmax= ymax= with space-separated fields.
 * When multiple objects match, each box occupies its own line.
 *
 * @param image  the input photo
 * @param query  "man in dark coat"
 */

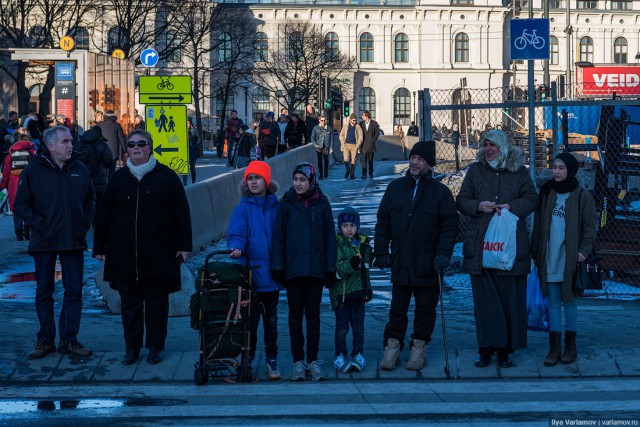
xmin=97 ymin=110 xmax=125 ymax=177
xmin=359 ymin=110 xmax=380 ymax=179
xmin=14 ymin=126 xmax=96 ymax=360
xmin=304 ymin=104 xmax=319 ymax=146
xmin=259 ymin=112 xmax=280 ymax=159
xmin=75 ymin=126 xmax=113 ymax=212
xmin=93 ymin=130 xmax=192 ymax=366
xmin=373 ymin=140 xmax=458 ymax=371
xmin=284 ymin=112 xmax=306 ymax=149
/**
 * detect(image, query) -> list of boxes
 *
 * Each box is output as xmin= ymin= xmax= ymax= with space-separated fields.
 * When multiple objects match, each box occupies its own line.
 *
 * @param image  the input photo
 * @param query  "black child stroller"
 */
xmin=191 ymin=250 xmax=253 ymax=385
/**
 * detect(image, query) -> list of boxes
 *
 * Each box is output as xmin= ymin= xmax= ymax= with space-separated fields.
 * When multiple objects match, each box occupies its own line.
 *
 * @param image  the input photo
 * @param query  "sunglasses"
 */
xmin=127 ymin=140 xmax=149 ymax=148
xmin=319 ymin=119 xmax=326 ymax=122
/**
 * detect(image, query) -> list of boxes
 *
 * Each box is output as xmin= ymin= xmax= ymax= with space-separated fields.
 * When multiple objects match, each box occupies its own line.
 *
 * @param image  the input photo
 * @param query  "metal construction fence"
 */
xmin=423 ymin=83 xmax=640 ymax=297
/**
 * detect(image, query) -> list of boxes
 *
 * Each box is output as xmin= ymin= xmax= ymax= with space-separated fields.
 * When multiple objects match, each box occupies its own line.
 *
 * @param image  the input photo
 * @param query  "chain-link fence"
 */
xmin=424 ymin=84 xmax=640 ymax=297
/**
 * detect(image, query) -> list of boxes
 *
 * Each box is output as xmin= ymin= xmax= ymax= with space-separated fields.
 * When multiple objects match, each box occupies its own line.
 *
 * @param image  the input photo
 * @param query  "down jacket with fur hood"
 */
xmin=227 ymin=180 xmax=282 ymax=292
xmin=456 ymin=144 xmax=537 ymax=276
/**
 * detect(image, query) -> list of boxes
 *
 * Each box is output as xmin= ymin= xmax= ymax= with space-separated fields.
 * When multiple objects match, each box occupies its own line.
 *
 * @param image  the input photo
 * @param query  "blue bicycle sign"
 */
xmin=510 ymin=19 xmax=550 ymax=60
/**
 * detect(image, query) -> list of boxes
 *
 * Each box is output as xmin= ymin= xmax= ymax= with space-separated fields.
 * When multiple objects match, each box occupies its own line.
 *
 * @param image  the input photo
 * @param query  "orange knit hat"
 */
xmin=244 ymin=160 xmax=271 ymax=188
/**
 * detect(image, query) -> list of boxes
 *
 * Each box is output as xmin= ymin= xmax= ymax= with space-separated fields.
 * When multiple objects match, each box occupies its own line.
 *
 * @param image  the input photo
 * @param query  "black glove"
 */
xmin=271 ymin=270 xmax=285 ymax=284
xmin=349 ymin=256 xmax=361 ymax=271
xmin=325 ymin=271 xmax=337 ymax=286
xmin=433 ymin=255 xmax=450 ymax=275
xmin=372 ymin=254 xmax=391 ymax=270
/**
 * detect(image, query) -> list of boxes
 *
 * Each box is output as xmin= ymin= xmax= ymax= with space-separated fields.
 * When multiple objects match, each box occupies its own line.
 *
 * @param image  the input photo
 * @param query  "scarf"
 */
xmin=127 ymin=155 xmax=157 ymax=181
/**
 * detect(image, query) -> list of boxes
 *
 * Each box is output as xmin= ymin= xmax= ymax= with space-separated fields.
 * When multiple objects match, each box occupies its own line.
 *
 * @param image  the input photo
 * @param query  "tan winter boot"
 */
xmin=380 ymin=338 xmax=401 ymax=371
xmin=561 ymin=331 xmax=577 ymax=364
xmin=406 ymin=339 xmax=427 ymax=371
xmin=543 ymin=331 xmax=562 ymax=367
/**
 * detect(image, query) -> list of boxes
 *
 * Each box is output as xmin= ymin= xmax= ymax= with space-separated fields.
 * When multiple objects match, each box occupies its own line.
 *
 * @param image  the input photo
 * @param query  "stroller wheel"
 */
xmin=194 ymin=367 xmax=208 ymax=385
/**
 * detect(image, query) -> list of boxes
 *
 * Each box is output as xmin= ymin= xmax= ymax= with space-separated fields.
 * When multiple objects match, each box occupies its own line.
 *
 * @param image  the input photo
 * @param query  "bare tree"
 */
xmin=252 ymin=21 xmax=357 ymax=113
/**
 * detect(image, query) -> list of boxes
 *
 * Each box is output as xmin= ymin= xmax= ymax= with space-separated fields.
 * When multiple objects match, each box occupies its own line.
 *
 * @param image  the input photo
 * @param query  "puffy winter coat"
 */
xmin=97 ymin=116 xmax=125 ymax=161
xmin=374 ymin=171 xmax=459 ymax=286
xmin=456 ymin=146 xmax=538 ymax=276
xmin=270 ymin=187 xmax=337 ymax=282
xmin=227 ymin=181 xmax=282 ymax=293
xmin=0 ymin=140 xmax=36 ymax=210
xmin=74 ymin=136 xmax=113 ymax=195
xmin=13 ymin=151 xmax=95 ymax=252
xmin=93 ymin=162 xmax=192 ymax=293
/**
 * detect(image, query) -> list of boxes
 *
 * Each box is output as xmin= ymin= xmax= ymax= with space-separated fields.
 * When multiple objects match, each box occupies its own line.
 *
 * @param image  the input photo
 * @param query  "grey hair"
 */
xmin=127 ymin=130 xmax=154 ymax=149
xmin=43 ymin=126 xmax=71 ymax=147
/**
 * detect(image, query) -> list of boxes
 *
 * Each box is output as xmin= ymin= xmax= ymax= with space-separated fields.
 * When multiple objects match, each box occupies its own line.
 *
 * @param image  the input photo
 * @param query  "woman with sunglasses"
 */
xmin=93 ymin=130 xmax=192 ymax=366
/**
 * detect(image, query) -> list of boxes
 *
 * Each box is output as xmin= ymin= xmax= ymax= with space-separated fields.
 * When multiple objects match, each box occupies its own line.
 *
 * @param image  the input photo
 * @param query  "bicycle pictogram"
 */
xmin=157 ymin=77 xmax=174 ymax=90
xmin=514 ymin=29 xmax=545 ymax=50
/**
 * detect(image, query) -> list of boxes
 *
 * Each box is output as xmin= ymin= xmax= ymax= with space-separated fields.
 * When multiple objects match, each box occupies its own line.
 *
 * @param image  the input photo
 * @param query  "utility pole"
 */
xmin=543 ymin=0 xmax=550 ymax=87
xmin=565 ymin=0 xmax=573 ymax=98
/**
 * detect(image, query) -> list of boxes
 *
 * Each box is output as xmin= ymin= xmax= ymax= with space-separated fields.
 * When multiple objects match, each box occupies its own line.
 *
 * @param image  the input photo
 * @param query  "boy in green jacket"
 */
xmin=331 ymin=207 xmax=373 ymax=373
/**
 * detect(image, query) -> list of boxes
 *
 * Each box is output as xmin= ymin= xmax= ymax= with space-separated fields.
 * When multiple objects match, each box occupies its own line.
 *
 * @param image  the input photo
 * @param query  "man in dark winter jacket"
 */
xmin=373 ymin=140 xmax=458 ymax=372
xmin=14 ymin=126 xmax=96 ymax=360
xmin=75 ymin=126 xmax=113 ymax=212
xmin=97 ymin=110 xmax=125 ymax=177
xmin=359 ymin=111 xmax=380 ymax=179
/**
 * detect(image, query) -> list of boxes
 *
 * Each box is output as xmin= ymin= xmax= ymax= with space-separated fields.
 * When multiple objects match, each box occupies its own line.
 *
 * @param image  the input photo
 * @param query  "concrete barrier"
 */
xmin=207 ymin=172 xmax=240 ymax=239
xmin=186 ymin=181 xmax=217 ymax=252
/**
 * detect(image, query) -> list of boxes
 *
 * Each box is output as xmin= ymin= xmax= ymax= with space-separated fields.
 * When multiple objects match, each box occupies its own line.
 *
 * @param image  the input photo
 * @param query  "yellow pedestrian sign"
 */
xmin=139 ymin=75 xmax=192 ymax=104
xmin=60 ymin=36 xmax=74 ymax=52
xmin=145 ymin=105 xmax=189 ymax=175
xmin=112 ymin=49 xmax=126 ymax=59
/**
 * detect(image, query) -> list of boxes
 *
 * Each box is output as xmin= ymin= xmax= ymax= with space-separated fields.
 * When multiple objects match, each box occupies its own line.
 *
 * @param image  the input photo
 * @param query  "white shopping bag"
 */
xmin=481 ymin=209 xmax=519 ymax=270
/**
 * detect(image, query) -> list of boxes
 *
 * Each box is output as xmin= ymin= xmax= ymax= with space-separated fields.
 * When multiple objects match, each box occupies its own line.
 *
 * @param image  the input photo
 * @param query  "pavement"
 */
xmin=0 ymin=158 xmax=639 ymax=386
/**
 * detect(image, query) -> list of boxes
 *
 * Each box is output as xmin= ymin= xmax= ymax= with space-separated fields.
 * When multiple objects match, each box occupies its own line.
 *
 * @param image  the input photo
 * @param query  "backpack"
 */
xmin=10 ymin=149 xmax=32 ymax=176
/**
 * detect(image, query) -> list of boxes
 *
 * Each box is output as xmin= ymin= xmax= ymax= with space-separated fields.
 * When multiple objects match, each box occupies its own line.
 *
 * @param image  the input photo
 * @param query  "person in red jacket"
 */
xmin=0 ymin=130 xmax=36 ymax=240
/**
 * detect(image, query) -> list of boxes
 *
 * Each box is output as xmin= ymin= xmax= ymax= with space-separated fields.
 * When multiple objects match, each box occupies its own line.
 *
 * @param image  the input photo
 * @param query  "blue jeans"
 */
xmin=33 ymin=251 xmax=84 ymax=343
xmin=334 ymin=301 xmax=365 ymax=357
xmin=547 ymin=282 xmax=577 ymax=332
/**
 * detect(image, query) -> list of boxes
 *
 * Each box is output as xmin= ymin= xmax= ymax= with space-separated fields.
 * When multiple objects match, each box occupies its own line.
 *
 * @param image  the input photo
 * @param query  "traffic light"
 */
xmin=325 ymin=97 xmax=332 ymax=109
xmin=538 ymin=85 xmax=549 ymax=101
xmin=104 ymin=87 xmax=114 ymax=107
xmin=344 ymin=100 xmax=350 ymax=117
xmin=88 ymin=89 xmax=98 ymax=110
xmin=524 ymin=89 xmax=529 ymax=101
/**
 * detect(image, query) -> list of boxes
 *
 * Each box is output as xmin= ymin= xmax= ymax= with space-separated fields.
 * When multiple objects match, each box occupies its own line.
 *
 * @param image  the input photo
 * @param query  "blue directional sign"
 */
xmin=510 ymin=19 xmax=550 ymax=60
xmin=140 ymin=48 xmax=159 ymax=67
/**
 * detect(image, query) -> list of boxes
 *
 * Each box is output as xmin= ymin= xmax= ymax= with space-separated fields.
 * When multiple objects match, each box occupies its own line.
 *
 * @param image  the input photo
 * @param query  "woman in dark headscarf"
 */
xmin=531 ymin=152 xmax=597 ymax=366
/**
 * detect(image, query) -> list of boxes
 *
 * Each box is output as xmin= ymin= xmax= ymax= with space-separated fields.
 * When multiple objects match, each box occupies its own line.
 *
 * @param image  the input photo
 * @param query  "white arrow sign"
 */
xmin=140 ymin=48 xmax=158 ymax=67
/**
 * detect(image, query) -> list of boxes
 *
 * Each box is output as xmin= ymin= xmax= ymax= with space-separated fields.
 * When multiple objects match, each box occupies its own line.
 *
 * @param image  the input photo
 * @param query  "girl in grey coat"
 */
xmin=456 ymin=129 xmax=537 ymax=368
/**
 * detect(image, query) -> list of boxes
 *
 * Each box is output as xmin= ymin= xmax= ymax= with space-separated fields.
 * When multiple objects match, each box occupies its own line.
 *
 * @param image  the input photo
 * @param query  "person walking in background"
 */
xmin=374 ymin=141 xmax=458 ymax=371
xmin=97 ymin=110 xmax=125 ymax=177
xmin=407 ymin=121 xmax=419 ymax=137
xmin=225 ymin=110 xmax=243 ymax=163
xmin=359 ymin=111 xmax=380 ymax=179
xmin=456 ymin=129 xmax=537 ymax=369
xmin=259 ymin=112 xmax=279 ymax=159
xmin=8 ymin=111 xmax=19 ymax=130
xmin=187 ymin=121 xmax=202 ymax=184
xmin=270 ymin=162 xmax=337 ymax=381
xmin=93 ymin=130 xmax=192 ymax=366
xmin=0 ymin=130 xmax=36 ymax=240
xmin=277 ymin=110 xmax=289 ymax=154
xmin=331 ymin=207 xmax=373 ymax=374
xmin=339 ymin=113 xmax=363 ymax=180
xmin=284 ymin=112 xmax=306 ymax=150
xmin=227 ymin=161 xmax=282 ymax=379
xmin=532 ymin=153 xmax=597 ymax=367
xmin=134 ymin=115 xmax=145 ymax=131
xmin=235 ymin=124 xmax=254 ymax=169
xmin=74 ymin=126 xmax=113 ymax=213
xmin=311 ymin=116 xmax=333 ymax=180
xmin=304 ymin=104 xmax=319 ymax=145
xmin=393 ymin=124 xmax=408 ymax=160
xmin=14 ymin=126 xmax=96 ymax=359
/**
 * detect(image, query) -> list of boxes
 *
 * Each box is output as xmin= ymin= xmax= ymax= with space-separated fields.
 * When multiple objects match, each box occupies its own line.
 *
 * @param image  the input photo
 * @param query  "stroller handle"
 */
xmin=205 ymin=249 xmax=233 ymax=265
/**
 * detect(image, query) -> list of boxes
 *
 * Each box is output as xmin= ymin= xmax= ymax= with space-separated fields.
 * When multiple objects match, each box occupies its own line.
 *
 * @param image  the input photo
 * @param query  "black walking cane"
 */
xmin=437 ymin=270 xmax=451 ymax=379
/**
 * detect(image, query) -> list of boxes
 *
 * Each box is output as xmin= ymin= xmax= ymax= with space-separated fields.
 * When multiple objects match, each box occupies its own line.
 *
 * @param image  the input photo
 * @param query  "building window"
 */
xmin=514 ymin=0 xmax=528 ymax=10
xmin=451 ymin=0 xmax=474 ymax=4
xmin=218 ymin=33 xmax=231 ymax=62
xmin=216 ymin=92 xmax=235 ymax=117
xmin=576 ymin=0 xmax=597 ymax=8
xmin=549 ymin=0 xmax=563 ymax=8
xmin=359 ymin=32 xmax=374 ymax=63
xmin=394 ymin=33 xmax=409 ymax=63
xmin=71 ymin=27 xmax=89 ymax=50
xmin=614 ymin=37 xmax=628 ymax=63
xmin=393 ymin=88 xmax=411 ymax=126
xmin=27 ymin=26 xmax=47 ymax=47
xmin=288 ymin=31 xmax=303 ymax=62
xmin=166 ymin=31 xmax=181 ymax=62
xmin=455 ymin=33 xmax=469 ymax=63
xmin=610 ymin=0 xmax=631 ymax=8
xmin=325 ymin=32 xmax=339 ymax=62
xmin=550 ymin=36 xmax=559 ymax=65
xmin=255 ymin=32 xmax=268 ymax=62
xmin=579 ymin=36 xmax=594 ymax=62
xmin=252 ymin=87 xmax=270 ymax=114
xmin=108 ymin=26 xmax=127 ymax=53
xmin=358 ymin=87 xmax=376 ymax=118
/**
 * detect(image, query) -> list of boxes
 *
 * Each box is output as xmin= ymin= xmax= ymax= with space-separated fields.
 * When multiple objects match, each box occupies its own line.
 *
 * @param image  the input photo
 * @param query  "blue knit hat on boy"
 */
xmin=338 ymin=207 xmax=360 ymax=230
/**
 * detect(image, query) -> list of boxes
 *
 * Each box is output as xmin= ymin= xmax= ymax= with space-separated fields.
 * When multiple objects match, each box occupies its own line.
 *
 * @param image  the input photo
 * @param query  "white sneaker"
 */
xmin=309 ymin=360 xmax=326 ymax=381
xmin=351 ymin=353 xmax=366 ymax=372
xmin=334 ymin=354 xmax=351 ymax=373
xmin=291 ymin=361 xmax=307 ymax=381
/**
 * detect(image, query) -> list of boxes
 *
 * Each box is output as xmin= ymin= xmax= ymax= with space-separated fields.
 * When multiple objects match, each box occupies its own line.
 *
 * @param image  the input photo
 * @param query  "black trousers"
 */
xmin=383 ymin=284 xmax=440 ymax=350
xmin=362 ymin=153 xmax=375 ymax=177
xmin=285 ymin=280 xmax=324 ymax=363
xmin=316 ymin=151 xmax=329 ymax=177
xmin=250 ymin=290 xmax=279 ymax=360
xmin=116 ymin=279 xmax=170 ymax=351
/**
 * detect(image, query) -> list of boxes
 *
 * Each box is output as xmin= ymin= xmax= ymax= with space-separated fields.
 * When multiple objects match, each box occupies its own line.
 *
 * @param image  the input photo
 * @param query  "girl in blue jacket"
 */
xmin=227 ymin=161 xmax=282 ymax=380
